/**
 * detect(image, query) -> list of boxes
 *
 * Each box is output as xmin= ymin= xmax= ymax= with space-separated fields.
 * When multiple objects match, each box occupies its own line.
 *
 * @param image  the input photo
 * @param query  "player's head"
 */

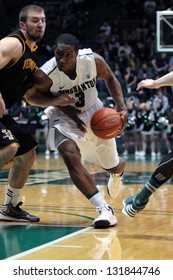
xmin=19 ymin=5 xmax=46 ymax=42
xmin=54 ymin=33 xmax=79 ymax=74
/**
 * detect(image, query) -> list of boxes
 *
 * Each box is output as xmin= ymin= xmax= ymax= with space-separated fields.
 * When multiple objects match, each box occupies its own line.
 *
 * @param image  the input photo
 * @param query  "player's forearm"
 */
xmin=25 ymin=89 xmax=58 ymax=107
xmin=25 ymin=87 xmax=75 ymax=107
xmin=154 ymin=71 xmax=173 ymax=87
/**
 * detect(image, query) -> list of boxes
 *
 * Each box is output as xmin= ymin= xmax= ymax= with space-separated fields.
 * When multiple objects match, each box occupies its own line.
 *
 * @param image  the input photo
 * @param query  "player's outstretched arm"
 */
xmin=137 ymin=71 xmax=173 ymax=91
xmin=136 ymin=79 xmax=156 ymax=90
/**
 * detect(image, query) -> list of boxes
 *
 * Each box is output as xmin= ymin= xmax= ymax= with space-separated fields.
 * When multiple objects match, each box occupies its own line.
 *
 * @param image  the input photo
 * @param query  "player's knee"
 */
xmin=59 ymin=141 xmax=80 ymax=163
xmin=64 ymin=150 xmax=80 ymax=164
xmin=8 ymin=143 xmax=19 ymax=157
xmin=61 ymin=147 xmax=81 ymax=171
xmin=1 ymin=143 xmax=19 ymax=165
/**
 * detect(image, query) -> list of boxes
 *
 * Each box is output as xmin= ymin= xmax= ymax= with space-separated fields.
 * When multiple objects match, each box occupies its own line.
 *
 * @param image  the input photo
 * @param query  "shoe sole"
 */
xmin=0 ymin=213 xmax=40 ymax=222
xmin=107 ymin=187 xmax=120 ymax=198
xmin=107 ymin=187 xmax=115 ymax=198
xmin=94 ymin=219 xmax=117 ymax=229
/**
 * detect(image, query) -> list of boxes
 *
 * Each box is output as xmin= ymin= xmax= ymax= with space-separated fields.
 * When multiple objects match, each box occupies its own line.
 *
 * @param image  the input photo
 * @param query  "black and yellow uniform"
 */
xmin=0 ymin=29 xmax=38 ymax=155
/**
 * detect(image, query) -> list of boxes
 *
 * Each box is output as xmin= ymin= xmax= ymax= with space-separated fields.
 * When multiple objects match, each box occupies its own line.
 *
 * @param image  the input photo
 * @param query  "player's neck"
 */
xmin=66 ymin=71 xmax=77 ymax=80
xmin=21 ymin=30 xmax=37 ymax=48
xmin=65 ymin=66 xmax=77 ymax=80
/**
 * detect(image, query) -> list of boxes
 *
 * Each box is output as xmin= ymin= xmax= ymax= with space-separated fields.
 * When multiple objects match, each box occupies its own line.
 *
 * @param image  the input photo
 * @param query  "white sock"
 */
xmin=4 ymin=185 xmax=20 ymax=207
xmin=89 ymin=192 xmax=108 ymax=208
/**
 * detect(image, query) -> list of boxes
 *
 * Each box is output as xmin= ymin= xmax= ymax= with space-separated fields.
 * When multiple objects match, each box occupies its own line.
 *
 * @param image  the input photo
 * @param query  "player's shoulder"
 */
xmin=40 ymin=57 xmax=57 ymax=74
xmin=0 ymin=36 xmax=23 ymax=59
xmin=78 ymin=48 xmax=93 ymax=57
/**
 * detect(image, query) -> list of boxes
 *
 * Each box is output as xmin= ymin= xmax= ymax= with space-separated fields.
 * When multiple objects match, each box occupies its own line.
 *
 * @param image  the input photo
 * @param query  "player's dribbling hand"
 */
xmin=118 ymin=109 xmax=127 ymax=133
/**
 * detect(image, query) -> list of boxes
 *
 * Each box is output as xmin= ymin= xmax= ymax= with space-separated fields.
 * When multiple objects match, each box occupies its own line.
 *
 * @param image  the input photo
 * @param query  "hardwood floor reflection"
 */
xmin=0 ymin=153 xmax=172 ymax=260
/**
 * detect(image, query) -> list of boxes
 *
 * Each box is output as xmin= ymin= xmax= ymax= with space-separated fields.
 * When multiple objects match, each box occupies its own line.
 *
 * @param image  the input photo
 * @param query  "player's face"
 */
xmin=54 ymin=44 xmax=78 ymax=74
xmin=21 ymin=11 xmax=46 ymax=42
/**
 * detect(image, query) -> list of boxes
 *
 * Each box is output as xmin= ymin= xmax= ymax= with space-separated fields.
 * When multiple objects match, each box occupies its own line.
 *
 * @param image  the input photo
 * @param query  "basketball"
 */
xmin=90 ymin=107 xmax=123 ymax=140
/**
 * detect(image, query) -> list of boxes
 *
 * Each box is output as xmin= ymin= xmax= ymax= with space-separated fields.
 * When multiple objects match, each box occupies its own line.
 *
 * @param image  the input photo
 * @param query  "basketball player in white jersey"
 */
xmin=26 ymin=33 xmax=127 ymax=228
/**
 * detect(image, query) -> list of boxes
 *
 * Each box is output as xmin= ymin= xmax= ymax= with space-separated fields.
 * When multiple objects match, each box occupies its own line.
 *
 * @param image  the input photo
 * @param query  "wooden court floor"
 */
xmin=0 ymin=153 xmax=173 ymax=260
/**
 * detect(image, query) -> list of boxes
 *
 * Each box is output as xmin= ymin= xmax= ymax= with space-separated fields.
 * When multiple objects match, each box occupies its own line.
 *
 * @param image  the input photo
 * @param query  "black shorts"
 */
xmin=0 ymin=114 xmax=38 ymax=156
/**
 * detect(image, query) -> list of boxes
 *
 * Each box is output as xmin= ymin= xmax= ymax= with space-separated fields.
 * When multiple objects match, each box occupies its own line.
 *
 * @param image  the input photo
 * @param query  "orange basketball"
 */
xmin=90 ymin=107 xmax=123 ymax=139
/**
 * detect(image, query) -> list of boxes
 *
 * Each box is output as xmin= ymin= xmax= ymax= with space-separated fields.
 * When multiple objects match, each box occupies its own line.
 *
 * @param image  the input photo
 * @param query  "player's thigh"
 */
xmin=1 ymin=115 xmax=38 ymax=156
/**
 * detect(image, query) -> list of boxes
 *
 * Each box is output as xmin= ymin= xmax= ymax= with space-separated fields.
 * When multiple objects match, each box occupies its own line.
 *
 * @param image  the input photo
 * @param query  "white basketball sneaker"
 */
xmin=107 ymin=173 xmax=123 ymax=198
xmin=93 ymin=205 xmax=118 ymax=228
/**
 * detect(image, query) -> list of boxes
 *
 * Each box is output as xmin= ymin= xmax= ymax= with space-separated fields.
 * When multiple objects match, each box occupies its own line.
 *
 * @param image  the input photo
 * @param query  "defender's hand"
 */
xmin=136 ymin=79 xmax=157 ymax=90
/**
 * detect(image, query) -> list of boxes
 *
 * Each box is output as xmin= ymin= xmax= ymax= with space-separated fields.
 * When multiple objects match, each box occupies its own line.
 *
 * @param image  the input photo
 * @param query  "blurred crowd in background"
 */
xmin=1 ymin=0 xmax=173 ymax=156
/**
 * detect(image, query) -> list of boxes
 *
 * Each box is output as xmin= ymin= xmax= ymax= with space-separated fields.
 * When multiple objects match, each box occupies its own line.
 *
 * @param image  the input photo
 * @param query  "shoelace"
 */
xmin=96 ymin=205 xmax=113 ymax=214
xmin=111 ymin=174 xmax=118 ymax=178
xmin=96 ymin=205 xmax=107 ymax=213
xmin=12 ymin=202 xmax=29 ymax=215
xmin=14 ymin=202 xmax=27 ymax=214
xmin=110 ymin=173 xmax=123 ymax=178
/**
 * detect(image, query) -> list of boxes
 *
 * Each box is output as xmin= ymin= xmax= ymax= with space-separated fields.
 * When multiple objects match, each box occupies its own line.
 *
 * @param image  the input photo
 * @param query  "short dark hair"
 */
xmin=19 ymin=5 xmax=45 ymax=22
xmin=55 ymin=33 xmax=79 ymax=51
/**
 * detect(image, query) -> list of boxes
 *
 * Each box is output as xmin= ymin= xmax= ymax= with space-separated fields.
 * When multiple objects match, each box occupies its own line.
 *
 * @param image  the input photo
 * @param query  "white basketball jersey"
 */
xmin=40 ymin=48 xmax=98 ymax=111
xmin=41 ymin=49 xmax=119 ymax=168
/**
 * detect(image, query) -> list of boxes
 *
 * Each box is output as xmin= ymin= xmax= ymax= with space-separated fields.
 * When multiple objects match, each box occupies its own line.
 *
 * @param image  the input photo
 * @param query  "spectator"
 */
xmin=152 ymin=97 xmax=171 ymax=156
xmin=124 ymin=65 xmax=138 ymax=94
xmin=114 ymin=67 xmax=127 ymax=96
xmin=115 ymin=49 xmax=129 ymax=76
xmin=152 ymin=88 xmax=169 ymax=115
xmin=137 ymin=61 xmax=154 ymax=101
xmin=108 ymin=35 xmax=120 ymax=63
xmin=151 ymin=53 xmax=169 ymax=77
xmin=144 ymin=0 xmax=157 ymax=18
xmin=136 ymin=17 xmax=150 ymax=42
xmin=168 ymin=55 xmax=173 ymax=72
xmin=111 ymin=18 xmax=122 ymax=40
xmin=118 ymin=40 xmax=132 ymax=58
xmin=123 ymin=100 xmax=142 ymax=156
xmin=140 ymin=101 xmax=155 ymax=156
xmin=99 ymin=21 xmax=111 ymax=38
xmin=137 ymin=61 xmax=153 ymax=81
